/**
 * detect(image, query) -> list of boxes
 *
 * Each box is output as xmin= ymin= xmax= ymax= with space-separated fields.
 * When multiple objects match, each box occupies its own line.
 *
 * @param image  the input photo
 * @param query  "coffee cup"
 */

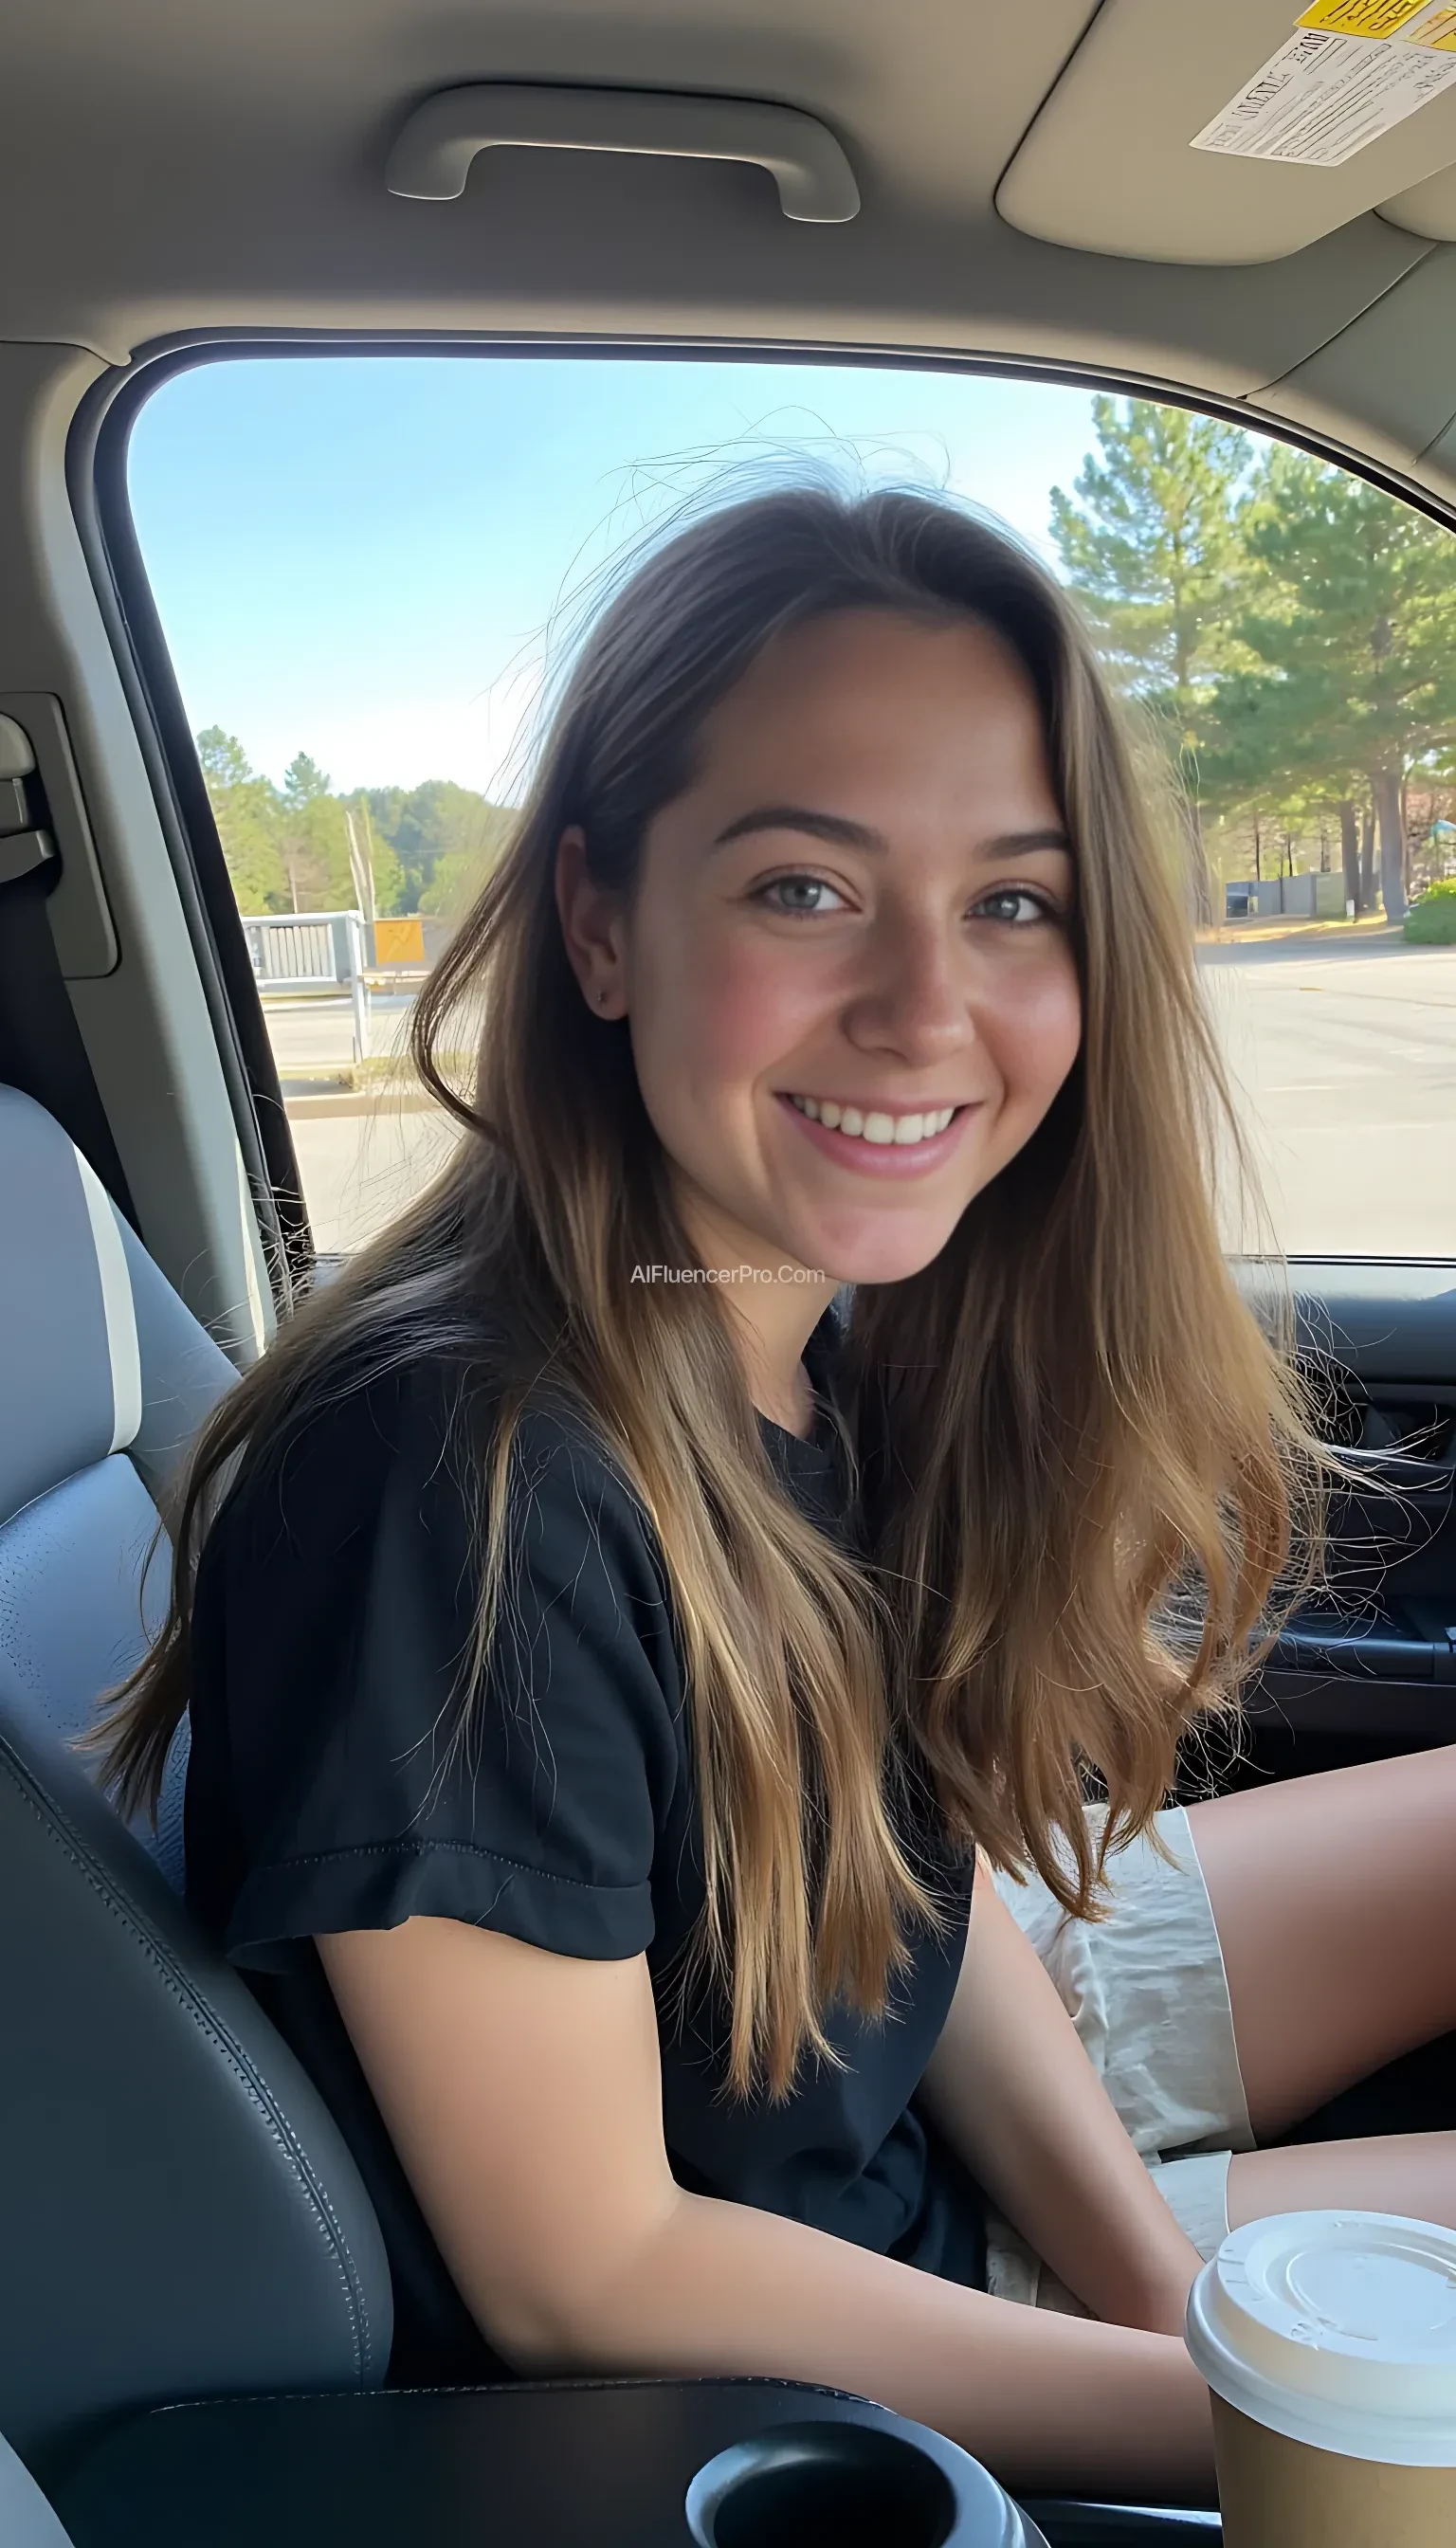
xmin=1184 ymin=2208 xmax=1456 ymax=2548
xmin=684 ymin=2412 xmax=1049 ymax=2548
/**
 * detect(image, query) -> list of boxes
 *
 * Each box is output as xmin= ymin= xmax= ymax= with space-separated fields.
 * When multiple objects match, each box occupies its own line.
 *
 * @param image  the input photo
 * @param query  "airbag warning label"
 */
xmin=1192 ymin=4 xmax=1456 ymax=165
xmin=1301 ymin=0 xmax=1451 ymax=34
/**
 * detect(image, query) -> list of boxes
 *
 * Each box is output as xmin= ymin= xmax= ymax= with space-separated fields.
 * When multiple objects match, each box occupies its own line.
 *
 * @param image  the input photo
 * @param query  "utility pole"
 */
xmin=359 ymin=793 xmax=380 ymax=886
xmin=345 ymin=808 xmax=376 ymax=930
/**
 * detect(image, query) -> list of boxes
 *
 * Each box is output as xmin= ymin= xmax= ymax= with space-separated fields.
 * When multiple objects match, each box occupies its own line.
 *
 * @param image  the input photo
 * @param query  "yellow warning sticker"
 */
xmin=1396 ymin=1 xmax=1456 ymax=43
xmin=1298 ymin=0 xmax=1429 ymax=32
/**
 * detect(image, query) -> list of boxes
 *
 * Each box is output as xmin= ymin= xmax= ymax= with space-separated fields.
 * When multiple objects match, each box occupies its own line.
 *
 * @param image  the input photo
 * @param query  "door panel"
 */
xmin=1236 ymin=1262 xmax=1456 ymax=1749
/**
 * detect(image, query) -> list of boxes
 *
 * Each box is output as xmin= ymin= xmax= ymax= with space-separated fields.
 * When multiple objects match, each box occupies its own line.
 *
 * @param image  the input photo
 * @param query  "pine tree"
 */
xmin=194 ymin=727 xmax=287 ymax=915
xmin=1049 ymin=399 xmax=1259 ymax=918
xmin=277 ymin=751 xmax=351 ymax=910
xmin=1049 ymin=398 xmax=1255 ymax=758
xmin=282 ymin=751 xmax=330 ymax=808
xmin=1210 ymin=448 xmax=1456 ymax=923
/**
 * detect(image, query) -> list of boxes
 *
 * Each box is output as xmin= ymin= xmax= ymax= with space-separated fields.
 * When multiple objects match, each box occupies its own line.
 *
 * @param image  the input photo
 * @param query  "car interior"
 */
xmin=4 ymin=2 xmax=1456 ymax=2540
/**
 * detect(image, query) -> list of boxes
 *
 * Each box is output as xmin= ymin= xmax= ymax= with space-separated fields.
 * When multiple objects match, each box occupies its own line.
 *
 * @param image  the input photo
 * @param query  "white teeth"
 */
xmin=786 ymin=1095 xmax=957 ymax=1145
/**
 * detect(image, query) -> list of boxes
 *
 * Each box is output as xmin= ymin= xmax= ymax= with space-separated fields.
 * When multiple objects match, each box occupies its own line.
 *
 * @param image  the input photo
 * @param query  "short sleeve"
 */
xmin=184 ymin=1362 xmax=687 ymax=1973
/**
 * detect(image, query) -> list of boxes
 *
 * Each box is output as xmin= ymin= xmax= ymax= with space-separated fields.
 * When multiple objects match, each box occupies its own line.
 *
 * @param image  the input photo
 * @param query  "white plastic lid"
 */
xmin=1185 ymin=2211 xmax=1456 ymax=2466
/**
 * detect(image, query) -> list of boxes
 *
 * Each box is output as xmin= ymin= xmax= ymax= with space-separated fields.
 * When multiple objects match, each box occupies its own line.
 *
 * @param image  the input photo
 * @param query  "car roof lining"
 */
xmin=4 ymin=0 xmax=1456 ymax=501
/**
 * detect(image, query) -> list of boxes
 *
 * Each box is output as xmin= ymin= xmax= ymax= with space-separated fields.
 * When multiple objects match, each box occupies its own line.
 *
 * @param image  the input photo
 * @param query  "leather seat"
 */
xmin=0 ymin=2429 xmax=76 ymax=2548
xmin=0 ymin=1086 xmax=391 ymax=2483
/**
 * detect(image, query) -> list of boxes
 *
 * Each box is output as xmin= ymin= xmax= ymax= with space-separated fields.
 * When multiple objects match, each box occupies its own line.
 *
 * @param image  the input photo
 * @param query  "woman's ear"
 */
xmin=555 ymin=824 xmax=627 ymax=1019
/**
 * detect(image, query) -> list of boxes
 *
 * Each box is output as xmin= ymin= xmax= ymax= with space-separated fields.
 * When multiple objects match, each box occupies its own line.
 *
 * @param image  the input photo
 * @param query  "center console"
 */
xmin=47 ymin=2378 xmax=1221 ymax=2546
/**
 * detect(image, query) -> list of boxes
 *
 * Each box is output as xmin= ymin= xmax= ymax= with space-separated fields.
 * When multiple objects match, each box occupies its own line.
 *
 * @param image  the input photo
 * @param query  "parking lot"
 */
xmin=268 ymin=930 xmax=1456 ymax=1260
xmin=1198 ymin=929 xmax=1456 ymax=1259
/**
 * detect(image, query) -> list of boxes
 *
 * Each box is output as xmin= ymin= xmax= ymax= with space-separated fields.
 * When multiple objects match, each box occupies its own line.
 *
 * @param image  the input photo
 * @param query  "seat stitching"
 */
xmin=136 ymin=2372 xmax=866 ymax=2413
xmin=0 ymin=1738 xmax=386 ymax=2383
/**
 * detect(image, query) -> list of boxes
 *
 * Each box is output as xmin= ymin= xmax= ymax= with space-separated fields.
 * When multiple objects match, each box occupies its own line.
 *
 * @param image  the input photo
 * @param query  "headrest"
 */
xmin=0 ymin=1087 xmax=141 ymax=1526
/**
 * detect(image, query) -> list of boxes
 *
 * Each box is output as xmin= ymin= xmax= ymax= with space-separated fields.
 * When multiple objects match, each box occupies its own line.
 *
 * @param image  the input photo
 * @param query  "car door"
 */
xmin=1257 ymin=1263 xmax=1456 ymax=1748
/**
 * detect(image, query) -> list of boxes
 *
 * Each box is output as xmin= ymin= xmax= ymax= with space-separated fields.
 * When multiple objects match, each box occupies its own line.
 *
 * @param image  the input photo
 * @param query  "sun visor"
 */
xmin=1379 ymin=156 xmax=1456 ymax=228
xmin=997 ymin=0 xmax=1456 ymax=264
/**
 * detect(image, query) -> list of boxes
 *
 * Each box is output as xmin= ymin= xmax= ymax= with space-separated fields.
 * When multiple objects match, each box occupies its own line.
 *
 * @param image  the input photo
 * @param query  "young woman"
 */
xmin=96 ymin=485 xmax=1456 ymax=2506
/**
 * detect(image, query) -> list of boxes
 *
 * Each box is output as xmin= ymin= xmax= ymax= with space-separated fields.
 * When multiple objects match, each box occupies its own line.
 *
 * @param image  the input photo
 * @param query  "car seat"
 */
xmin=0 ymin=2428 xmax=75 ymax=2548
xmin=0 ymin=1084 xmax=391 ymax=2483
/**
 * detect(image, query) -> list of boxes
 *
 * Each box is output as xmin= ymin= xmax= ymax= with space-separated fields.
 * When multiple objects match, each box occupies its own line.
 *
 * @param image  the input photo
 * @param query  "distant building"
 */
xmin=1225 ymin=874 xmax=1345 ymax=921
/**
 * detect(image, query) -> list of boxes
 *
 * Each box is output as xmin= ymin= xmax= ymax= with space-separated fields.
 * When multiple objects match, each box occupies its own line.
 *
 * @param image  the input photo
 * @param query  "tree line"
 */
xmin=194 ymin=731 xmax=515 ymax=922
xmin=1049 ymin=398 xmax=1456 ymax=924
xmin=199 ymin=395 xmax=1456 ymax=933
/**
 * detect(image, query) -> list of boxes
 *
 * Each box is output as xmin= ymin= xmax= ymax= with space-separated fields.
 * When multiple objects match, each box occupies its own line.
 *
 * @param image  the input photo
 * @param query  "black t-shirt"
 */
xmin=184 ymin=1299 xmax=987 ymax=2382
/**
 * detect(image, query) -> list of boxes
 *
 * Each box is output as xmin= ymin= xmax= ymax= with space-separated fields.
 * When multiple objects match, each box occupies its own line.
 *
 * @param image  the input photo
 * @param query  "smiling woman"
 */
xmin=554 ymin=607 xmax=1083 ymax=1395
xmin=90 ymin=482 xmax=1344 ymax=2503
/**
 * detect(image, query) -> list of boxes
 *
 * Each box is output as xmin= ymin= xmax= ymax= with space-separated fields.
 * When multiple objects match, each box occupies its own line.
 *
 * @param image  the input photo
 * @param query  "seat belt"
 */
xmin=0 ymin=829 xmax=136 ymax=1222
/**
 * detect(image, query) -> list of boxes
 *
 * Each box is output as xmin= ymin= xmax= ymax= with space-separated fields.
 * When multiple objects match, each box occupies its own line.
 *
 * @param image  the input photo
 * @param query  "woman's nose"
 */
xmin=842 ymin=917 xmax=982 ymax=1065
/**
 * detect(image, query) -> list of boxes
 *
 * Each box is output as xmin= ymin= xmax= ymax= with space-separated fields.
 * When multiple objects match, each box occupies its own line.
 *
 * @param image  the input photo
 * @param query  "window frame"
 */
xmin=68 ymin=326 xmax=1456 ymax=1293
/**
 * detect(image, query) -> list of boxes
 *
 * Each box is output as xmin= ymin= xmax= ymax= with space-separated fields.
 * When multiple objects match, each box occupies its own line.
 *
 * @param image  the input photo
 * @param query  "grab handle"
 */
xmin=385 ymin=83 xmax=860 ymax=223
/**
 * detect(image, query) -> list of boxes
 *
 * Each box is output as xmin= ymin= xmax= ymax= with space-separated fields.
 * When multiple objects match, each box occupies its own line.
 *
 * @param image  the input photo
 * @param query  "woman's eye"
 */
xmin=752 ymin=877 xmax=1061 ymax=924
xmin=973 ymin=887 xmax=1057 ymax=927
xmin=755 ymin=874 xmax=848 ymax=917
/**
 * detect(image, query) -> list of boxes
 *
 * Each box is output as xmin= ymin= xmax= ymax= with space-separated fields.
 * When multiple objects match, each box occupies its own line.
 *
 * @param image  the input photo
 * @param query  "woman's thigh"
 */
xmin=987 ymin=1804 xmax=1253 ymax=2312
xmin=1184 ymin=1742 xmax=1456 ymax=2142
xmin=1228 ymin=2130 xmax=1456 ymax=2233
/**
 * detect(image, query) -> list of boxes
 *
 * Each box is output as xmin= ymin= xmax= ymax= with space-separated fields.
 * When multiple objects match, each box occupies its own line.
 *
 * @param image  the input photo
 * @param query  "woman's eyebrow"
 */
xmin=711 ymin=806 xmax=1072 ymax=859
xmin=712 ymin=806 xmax=883 ymax=853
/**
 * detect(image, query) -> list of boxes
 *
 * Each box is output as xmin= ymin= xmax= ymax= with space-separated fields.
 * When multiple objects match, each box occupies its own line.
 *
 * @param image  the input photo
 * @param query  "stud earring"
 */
xmin=597 ymin=988 xmax=609 ymax=1006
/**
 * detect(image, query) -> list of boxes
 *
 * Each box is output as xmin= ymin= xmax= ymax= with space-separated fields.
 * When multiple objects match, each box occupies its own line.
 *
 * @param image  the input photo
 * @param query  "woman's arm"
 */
xmin=317 ymin=1917 xmax=1214 ymax=2503
xmin=918 ymin=1861 xmax=1208 ymax=2337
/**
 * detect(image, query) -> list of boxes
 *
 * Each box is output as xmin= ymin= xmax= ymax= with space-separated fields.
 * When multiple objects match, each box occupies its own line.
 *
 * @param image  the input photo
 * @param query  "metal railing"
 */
xmin=242 ymin=909 xmax=372 ymax=1061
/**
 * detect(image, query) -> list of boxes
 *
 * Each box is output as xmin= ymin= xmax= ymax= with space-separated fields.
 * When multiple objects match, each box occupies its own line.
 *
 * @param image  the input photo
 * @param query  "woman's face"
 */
xmin=570 ymin=606 xmax=1083 ymax=1290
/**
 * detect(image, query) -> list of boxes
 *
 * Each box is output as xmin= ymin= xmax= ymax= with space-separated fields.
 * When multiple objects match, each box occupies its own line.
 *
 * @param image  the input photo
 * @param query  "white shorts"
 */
xmin=986 ymin=1802 xmax=1256 ymax=2313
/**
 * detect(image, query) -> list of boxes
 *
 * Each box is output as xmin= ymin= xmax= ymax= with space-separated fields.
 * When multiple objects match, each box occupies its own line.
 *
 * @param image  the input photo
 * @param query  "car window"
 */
xmin=127 ymin=355 xmax=1456 ymax=1261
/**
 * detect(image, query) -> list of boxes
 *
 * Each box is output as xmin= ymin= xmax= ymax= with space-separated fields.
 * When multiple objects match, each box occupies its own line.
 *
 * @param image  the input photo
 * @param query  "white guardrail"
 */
xmin=242 ymin=910 xmax=372 ymax=1061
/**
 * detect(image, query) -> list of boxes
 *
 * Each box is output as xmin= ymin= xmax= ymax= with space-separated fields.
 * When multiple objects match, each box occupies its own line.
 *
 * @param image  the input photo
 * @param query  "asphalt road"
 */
xmin=1197 ymin=929 xmax=1456 ymax=1258
xmin=268 ymin=931 xmax=1456 ymax=1259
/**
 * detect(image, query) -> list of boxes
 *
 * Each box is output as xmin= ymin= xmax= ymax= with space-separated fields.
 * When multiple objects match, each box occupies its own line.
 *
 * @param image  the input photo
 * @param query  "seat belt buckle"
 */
xmin=0 ymin=828 xmax=58 ymax=890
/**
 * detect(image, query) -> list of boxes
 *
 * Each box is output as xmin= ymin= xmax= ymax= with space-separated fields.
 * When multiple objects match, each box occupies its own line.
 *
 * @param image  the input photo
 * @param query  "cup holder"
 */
xmin=685 ymin=2414 xmax=1044 ymax=2548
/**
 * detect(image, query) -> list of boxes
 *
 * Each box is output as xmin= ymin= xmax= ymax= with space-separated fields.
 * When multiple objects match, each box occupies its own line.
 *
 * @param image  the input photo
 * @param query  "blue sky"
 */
xmin=128 ymin=355 xmax=1103 ymax=800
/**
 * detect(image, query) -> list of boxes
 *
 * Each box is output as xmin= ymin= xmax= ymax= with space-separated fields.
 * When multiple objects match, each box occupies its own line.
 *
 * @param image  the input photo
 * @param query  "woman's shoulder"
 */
xmin=190 ymin=1349 xmax=685 ymax=1767
xmin=206 ymin=1347 xmax=657 ymax=1580
xmin=186 ymin=1346 xmax=690 ymax=1974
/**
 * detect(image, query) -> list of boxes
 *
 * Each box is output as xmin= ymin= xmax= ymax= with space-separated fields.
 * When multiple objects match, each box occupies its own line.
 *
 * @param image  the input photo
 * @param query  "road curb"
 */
xmin=283 ymin=1085 xmax=439 ymax=1119
xmin=1197 ymin=919 xmax=1399 ymax=947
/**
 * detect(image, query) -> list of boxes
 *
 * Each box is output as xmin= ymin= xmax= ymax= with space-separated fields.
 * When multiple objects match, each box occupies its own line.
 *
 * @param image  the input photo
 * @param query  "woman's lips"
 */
xmin=774 ymin=1091 xmax=980 ymax=1175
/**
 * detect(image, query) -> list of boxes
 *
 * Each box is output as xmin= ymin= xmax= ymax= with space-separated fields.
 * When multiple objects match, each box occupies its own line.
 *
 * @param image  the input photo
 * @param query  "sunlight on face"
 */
xmin=622 ymin=608 xmax=1083 ymax=1288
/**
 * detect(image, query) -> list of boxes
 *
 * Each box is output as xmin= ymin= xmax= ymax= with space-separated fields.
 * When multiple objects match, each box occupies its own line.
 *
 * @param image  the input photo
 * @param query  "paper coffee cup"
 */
xmin=1185 ymin=2210 xmax=1456 ymax=2548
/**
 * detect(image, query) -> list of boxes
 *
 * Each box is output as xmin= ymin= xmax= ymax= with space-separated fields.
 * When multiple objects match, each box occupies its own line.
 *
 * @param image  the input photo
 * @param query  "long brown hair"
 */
xmin=90 ymin=483 xmax=1334 ymax=2098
